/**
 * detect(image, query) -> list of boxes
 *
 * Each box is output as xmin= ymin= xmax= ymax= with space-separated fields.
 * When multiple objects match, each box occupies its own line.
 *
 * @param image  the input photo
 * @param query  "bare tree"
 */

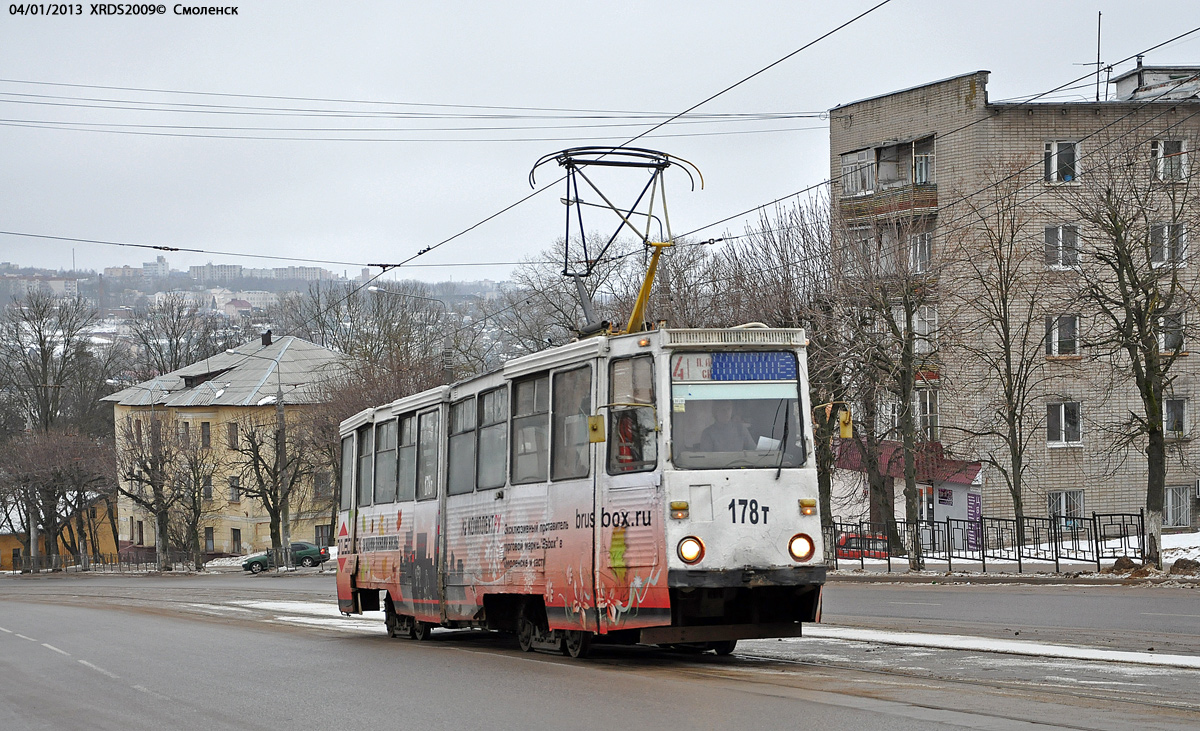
xmin=1063 ymin=137 xmax=1200 ymax=568
xmin=170 ymin=430 xmax=227 ymax=566
xmin=114 ymin=411 xmax=182 ymax=570
xmin=127 ymin=293 xmax=237 ymax=380
xmin=228 ymin=409 xmax=313 ymax=553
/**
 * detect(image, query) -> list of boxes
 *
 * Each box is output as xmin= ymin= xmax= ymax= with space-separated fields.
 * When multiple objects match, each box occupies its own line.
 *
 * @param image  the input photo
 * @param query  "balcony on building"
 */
xmin=839 ymin=136 xmax=937 ymax=222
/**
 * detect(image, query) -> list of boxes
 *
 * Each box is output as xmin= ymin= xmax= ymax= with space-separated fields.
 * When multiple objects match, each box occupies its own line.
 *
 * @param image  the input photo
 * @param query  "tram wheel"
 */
xmin=517 ymin=614 xmax=537 ymax=652
xmin=411 ymin=621 xmax=432 ymax=641
xmin=560 ymin=630 xmax=592 ymax=659
xmin=709 ymin=639 xmax=738 ymax=656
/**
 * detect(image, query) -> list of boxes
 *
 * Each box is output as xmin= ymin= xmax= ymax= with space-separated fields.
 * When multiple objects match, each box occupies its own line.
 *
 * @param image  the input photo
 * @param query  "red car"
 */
xmin=835 ymin=532 xmax=889 ymax=560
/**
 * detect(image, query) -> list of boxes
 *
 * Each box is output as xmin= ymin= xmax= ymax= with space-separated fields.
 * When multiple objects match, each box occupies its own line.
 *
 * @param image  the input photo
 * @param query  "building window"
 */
xmin=1165 ymin=399 xmax=1186 ymax=440
xmin=1160 ymin=313 xmax=1185 ymax=353
xmin=204 ymin=527 xmax=214 ymax=553
xmin=1047 ymin=402 xmax=1082 ymax=445
xmin=179 ymin=422 xmax=190 ymax=448
xmin=1048 ymin=489 xmax=1084 ymax=520
xmin=228 ymin=476 xmax=240 ymax=502
xmin=314 ymin=471 xmax=332 ymax=500
xmin=1165 ymin=485 xmax=1191 ymax=528
xmin=227 ymin=422 xmax=239 ymax=450
xmin=134 ymin=418 xmax=142 ymax=447
xmin=910 ymin=232 xmax=932 ymax=273
xmin=1045 ymin=315 xmax=1079 ymax=356
xmin=915 ymin=389 xmax=938 ymax=442
xmin=915 ymin=305 xmax=938 ymax=355
xmin=202 ymin=476 xmax=212 ymax=500
xmin=200 ymin=421 xmax=211 ymax=449
xmin=135 ymin=520 xmax=144 ymax=545
xmin=315 ymin=524 xmax=332 ymax=547
xmin=1152 ymin=140 xmax=1187 ymax=182
xmin=1151 ymin=223 xmax=1187 ymax=266
xmin=840 ymin=149 xmax=875 ymax=195
xmin=231 ymin=528 xmax=242 ymax=553
xmin=1045 ymin=225 xmax=1079 ymax=267
xmin=1044 ymin=141 xmax=1078 ymax=183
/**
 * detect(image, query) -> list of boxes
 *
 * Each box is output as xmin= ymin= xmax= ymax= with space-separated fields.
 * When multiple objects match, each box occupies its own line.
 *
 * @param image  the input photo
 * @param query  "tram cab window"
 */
xmin=340 ymin=436 xmax=354 ymax=510
xmin=397 ymin=415 xmax=417 ymax=501
xmin=670 ymin=352 xmax=806 ymax=470
xmin=374 ymin=419 xmax=399 ymax=504
xmin=511 ymin=375 xmax=550 ymax=484
xmin=608 ymin=356 xmax=657 ymax=474
xmin=552 ymin=366 xmax=592 ymax=481
xmin=448 ymin=398 xmax=477 ymax=496
xmin=417 ymin=410 xmax=440 ymax=500
xmin=356 ymin=425 xmax=374 ymax=506
xmin=477 ymin=387 xmax=508 ymax=490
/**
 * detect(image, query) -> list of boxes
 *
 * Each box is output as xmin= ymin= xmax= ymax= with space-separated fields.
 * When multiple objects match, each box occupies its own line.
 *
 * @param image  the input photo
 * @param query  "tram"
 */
xmin=334 ymin=325 xmax=826 ymax=657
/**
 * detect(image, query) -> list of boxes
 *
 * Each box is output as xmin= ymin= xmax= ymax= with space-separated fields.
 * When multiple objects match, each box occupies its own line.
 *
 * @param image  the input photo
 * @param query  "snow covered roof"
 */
xmin=102 ymin=335 xmax=343 ymax=408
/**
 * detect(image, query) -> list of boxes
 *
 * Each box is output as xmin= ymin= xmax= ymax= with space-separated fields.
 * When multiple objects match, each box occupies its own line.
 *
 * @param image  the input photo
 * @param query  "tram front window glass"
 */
xmin=608 ymin=356 xmax=657 ymax=474
xmin=511 ymin=375 xmax=550 ymax=484
xmin=417 ymin=410 xmax=440 ymax=500
xmin=373 ymin=419 xmax=398 ymax=504
xmin=552 ymin=366 xmax=592 ymax=481
xmin=477 ymin=387 xmax=508 ymax=489
xmin=397 ymin=415 xmax=417 ymax=501
xmin=448 ymin=398 xmax=477 ymax=495
xmin=356 ymin=425 xmax=374 ymax=506
xmin=670 ymin=352 xmax=806 ymax=470
xmin=340 ymin=436 xmax=353 ymax=510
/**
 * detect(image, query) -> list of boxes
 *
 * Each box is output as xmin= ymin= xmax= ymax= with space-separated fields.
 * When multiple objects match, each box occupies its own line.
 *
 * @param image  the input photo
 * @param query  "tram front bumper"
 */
xmin=667 ymin=565 xmax=826 ymax=588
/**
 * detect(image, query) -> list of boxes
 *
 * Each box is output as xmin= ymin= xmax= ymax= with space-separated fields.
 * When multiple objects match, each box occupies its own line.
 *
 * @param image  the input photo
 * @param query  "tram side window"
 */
xmin=340 ymin=435 xmax=354 ymax=510
xmin=356 ymin=424 xmax=374 ymax=507
xmin=374 ymin=418 xmax=399 ymax=504
xmin=417 ymin=410 xmax=440 ymax=500
xmin=477 ymin=387 xmax=508 ymax=490
xmin=552 ymin=366 xmax=592 ymax=481
xmin=447 ymin=398 xmax=477 ymax=496
xmin=397 ymin=415 xmax=417 ymax=501
xmin=511 ymin=375 xmax=550 ymax=484
xmin=608 ymin=356 xmax=657 ymax=474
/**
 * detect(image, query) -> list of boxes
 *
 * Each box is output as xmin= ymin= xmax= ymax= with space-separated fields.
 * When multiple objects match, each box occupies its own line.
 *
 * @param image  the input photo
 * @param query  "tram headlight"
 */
xmin=677 ymin=536 xmax=705 ymax=564
xmin=788 ymin=533 xmax=815 ymax=562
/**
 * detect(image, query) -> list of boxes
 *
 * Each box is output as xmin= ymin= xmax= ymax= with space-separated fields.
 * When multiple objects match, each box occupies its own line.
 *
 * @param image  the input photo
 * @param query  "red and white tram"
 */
xmin=335 ymin=326 xmax=825 ymax=657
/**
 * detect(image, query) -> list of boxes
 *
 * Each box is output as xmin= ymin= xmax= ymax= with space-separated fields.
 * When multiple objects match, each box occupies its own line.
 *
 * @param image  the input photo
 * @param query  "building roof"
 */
xmin=102 ymin=335 xmax=343 ymax=408
xmin=830 ymin=70 xmax=990 ymax=112
xmin=835 ymin=439 xmax=981 ymax=487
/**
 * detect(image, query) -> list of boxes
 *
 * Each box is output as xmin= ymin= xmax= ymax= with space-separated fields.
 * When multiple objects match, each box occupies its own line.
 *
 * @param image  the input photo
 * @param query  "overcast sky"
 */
xmin=2 ymin=1 xmax=1198 ymax=285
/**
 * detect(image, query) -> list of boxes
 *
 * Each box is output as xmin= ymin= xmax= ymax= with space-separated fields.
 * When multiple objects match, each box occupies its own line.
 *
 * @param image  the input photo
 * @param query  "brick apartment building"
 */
xmin=828 ymin=64 xmax=1200 ymax=529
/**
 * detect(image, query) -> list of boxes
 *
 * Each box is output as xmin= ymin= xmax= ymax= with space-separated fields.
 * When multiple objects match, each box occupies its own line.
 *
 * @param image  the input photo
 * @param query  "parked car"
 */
xmin=835 ymin=532 xmax=889 ymax=560
xmin=242 ymin=542 xmax=330 ymax=573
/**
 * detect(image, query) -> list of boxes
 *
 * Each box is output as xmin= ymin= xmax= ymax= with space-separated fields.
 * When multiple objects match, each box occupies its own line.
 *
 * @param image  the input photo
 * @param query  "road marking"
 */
xmin=42 ymin=643 xmax=69 ymax=656
xmin=887 ymin=601 xmax=942 ymax=606
xmin=1141 ymin=612 xmax=1200 ymax=618
xmin=0 ymin=626 xmax=12 ymax=633
xmin=131 ymin=684 xmax=170 ymax=700
xmin=78 ymin=660 xmax=118 ymax=678
xmin=15 ymin=633 xmax=37 ymax=642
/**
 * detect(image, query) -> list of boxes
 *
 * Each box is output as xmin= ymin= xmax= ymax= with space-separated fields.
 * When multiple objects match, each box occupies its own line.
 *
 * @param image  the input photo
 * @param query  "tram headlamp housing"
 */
xmin=788 ymin=533 xmax=815 ymax=562
xmin=677 ymin=536 xmax=705 ymax=564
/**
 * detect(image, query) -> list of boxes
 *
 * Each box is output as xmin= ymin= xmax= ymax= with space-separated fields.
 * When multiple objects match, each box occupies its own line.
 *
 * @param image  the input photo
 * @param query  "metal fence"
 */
xmin=7 ymin=551 xmax=212 ymax=574
xmin=823 ymin=510 xmax=1145 ymax=573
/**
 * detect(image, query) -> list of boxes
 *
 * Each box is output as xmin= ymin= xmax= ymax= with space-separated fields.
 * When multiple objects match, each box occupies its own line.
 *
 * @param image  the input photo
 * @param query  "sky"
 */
xmin=2 ymin=0 xmax=1199 ymax=285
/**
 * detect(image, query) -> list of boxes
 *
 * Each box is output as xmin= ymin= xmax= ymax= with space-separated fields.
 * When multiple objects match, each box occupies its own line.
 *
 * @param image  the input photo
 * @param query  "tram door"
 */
xmin=594 ymin=353 xmax=667 ymax=633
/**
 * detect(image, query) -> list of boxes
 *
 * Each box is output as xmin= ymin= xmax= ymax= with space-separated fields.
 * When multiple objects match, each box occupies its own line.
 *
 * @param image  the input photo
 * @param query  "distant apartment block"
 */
xmin=142 ymin=255 xmax=170 ymax=279
xmin=0 ymin=274 xmax=79 ymax=299
xmin=828 ymin=64 xmax=1200 ymax=528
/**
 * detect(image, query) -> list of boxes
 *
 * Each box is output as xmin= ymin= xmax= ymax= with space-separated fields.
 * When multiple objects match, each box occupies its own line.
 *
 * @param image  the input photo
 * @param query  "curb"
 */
xmin=827 ymin=570 xmax=1200 ymax=586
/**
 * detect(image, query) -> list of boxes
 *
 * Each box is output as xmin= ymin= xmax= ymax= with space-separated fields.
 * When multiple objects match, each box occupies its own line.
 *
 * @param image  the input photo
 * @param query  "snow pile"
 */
xmin=1163 ymin=530 xmax=1200 ymax=564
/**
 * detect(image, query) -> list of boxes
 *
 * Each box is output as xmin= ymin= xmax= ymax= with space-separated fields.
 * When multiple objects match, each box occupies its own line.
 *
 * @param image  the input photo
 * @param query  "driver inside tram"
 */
xmin=696 ymin=399 xmax=757 ymax=452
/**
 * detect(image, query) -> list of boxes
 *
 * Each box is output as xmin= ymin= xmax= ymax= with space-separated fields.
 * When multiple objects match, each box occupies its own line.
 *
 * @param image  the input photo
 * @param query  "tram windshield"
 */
xmin=670 ymin=352 xmax=806 ymax=470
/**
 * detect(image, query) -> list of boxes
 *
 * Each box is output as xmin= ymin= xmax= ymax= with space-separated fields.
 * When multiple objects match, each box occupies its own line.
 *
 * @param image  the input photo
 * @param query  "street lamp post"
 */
xmin=226 ymin=346 xmax=294 ymax=569
xmin=366 ymin=285 xmax=455 ymax=383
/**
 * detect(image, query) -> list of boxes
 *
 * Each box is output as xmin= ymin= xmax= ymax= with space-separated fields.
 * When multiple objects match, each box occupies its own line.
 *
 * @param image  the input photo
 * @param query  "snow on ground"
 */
xmin=1163 ymin=530 xmax=1200 ymax=563
xmin=802 ymin=625 xmax=1200 ymax=670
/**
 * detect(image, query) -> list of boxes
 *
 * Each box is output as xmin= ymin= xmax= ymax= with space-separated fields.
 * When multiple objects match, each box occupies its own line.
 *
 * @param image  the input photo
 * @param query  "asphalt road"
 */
xmin=1 ymin=571 xmax=1198 ymax=731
